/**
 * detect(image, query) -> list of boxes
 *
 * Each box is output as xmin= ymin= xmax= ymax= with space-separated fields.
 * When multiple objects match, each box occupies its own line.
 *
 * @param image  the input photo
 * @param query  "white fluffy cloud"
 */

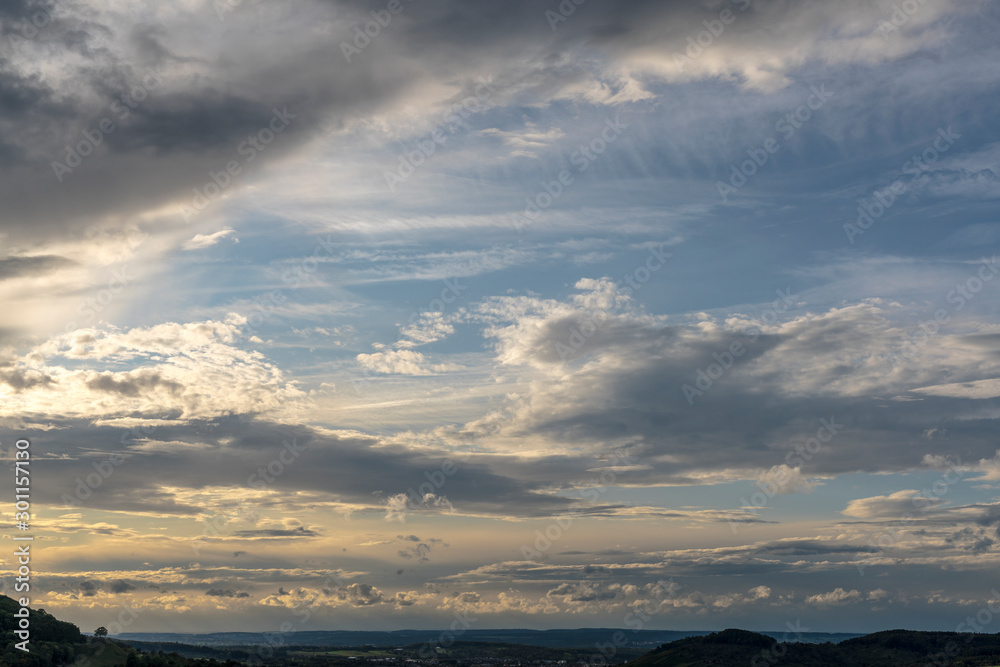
xmin=842 ymin=490 xmax=945 ymax=519
xmin=356 ymin=348 xmax=461 ymax=375
xmin=1 ymin=316 xmax=304 ymax=421
xmin=806 ymin=588 xmax=864 ymax=606
xmin=756 ymin=464 xmax=820 ymax=495
xmin=183 ymin=228 xmax=237 ymax=250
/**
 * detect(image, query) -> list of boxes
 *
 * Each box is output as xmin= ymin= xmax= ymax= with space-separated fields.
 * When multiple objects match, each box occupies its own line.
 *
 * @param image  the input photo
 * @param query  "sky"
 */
xmin=1 ymin=0 xmax=1000 ymax=637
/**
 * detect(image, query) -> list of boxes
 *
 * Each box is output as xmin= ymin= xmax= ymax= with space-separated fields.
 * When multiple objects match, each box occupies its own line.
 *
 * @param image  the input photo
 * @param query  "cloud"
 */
xmin=335 ymin=583 xmax=385 ymax=606
xmin=394 ymin=535 xmax=448 ymax=561
xmin=231 ymin=527 xmax=320 ymax=538
xmin=397 ymin=312 xmax=456 ymax=348
xmin=546 ymin=582 xmax=620 ymax=602
xmin=479 ymin=123 xmax=565 ymax=157
xmin=806 ymin=588 xmax=864 ymax=606
xmin=385 ymin=492 xmax=454 ymax=522
xmin=842 ymin=490 xmax=945 ymax=519
xmin=109 ymin=579 xmax=136 ymax=594
xmin=2 ymin=317 xmax=305 ymax=421
xmin=756 ymin=464 xmax=820 ymax=495
xmin=2 ymin=0 xmax=981 ymax=256
xmin=205 ymin=588 xmax=249 ymax=598
xmin=85 ymin=370 xmax=184 ymax=397
xmin=0 ymin=255 xmax=75 ymax=282
xmin=971 ymin=451 xmax=1000 ymax=481
xmin=0 ymin=367 xmax=55 ymax=392
xmin=465 ymin=280 xmax=1000 ymax=485
xmin=183 ymin=228 xmax=237 ymax=250
xmin=5 ymin=0 xmax=1000 ymax=634
xmin=356 ymin=348 xmax=461 ymax=375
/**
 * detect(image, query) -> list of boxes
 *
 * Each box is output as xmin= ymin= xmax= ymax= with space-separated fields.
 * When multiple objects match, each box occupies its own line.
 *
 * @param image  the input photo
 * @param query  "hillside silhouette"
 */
xmin=629 ymin=627 xmax=1000 ymax=666
xmin=0 ymin=595 xmax=237 ymax=666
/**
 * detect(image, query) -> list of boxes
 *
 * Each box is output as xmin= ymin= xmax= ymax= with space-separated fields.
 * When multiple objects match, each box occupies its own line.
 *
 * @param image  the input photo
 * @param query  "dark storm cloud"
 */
xmin=19 ymin=415 xmax=636 ymax=519
xmin=976 ymin=505 xmax=1000 ymax=540
xmin=109 ymin=579 xmax=136 ymax=593
xmin=205 ymin=587 xmax=249 ymax=597
xmin=547 ymin=582 xmax=618 ymax=601
xmin=0 ymin=0 xmax=98 ymax=128
xmin=0 ymin=0 xmax=47 ymax=22
xmin=335 ymin=582 xmax=384 ymax=606
xmin=85 ymin=370 xmax=183 ymax=397
xmin=0 ymin=255 xmax=74 ymax=280
xmin=395 ymin=535 xmax=446 ymax=561
xmin=756 ymin=540 xmax=879 ymax=557
xmin=482 ymin=298 xmax=1000 ymax=484
xmin=0 ymin=0 xmax=851 ymax=243
xmin=0 ymin=0 xmax=418 ymax=240
xmin=232 ymin=527 xmax=319 ymax=538
xmin=0 ymin=367 xmax=54 ymax=390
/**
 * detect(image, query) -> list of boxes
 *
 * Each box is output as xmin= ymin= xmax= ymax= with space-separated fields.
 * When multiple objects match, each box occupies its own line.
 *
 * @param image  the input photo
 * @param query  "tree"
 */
xmin=94 ymin=626 xmax=108 ymax=637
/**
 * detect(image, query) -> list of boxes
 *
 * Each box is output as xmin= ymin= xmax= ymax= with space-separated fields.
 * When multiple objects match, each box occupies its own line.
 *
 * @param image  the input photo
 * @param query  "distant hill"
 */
xmin=627 ymin=627 xmax=1000 ymax=667
xmin=116 ymin=627 xmax=860 ymax=649
xmin=118 ymin=628 xmax=713 ymax=649
xmin=7 ymin=596 xmax=1000 ymax=667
